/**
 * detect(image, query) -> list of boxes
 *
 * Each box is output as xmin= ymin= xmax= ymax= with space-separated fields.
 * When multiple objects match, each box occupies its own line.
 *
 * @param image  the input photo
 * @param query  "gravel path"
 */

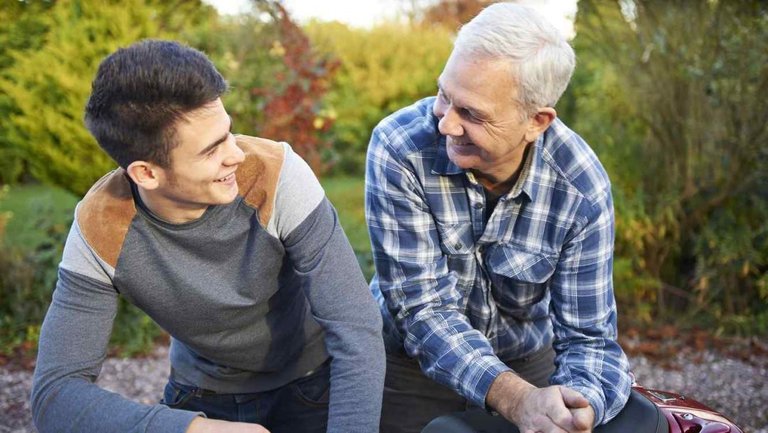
xmin=2 ymin=345 xmax=766 ymax=433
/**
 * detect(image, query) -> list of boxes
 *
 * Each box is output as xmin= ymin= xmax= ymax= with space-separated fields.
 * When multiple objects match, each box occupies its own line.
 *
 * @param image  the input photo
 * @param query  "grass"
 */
xmin=320 ymin=176 xmax=375 ymax=280
xmin=0 ymin=184 xmax=78 ymax=250
xmin=321 ymin=176 xmax=368 ymax=251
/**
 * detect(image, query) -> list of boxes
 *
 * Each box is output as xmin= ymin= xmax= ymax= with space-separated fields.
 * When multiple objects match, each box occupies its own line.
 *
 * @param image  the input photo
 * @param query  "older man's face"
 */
xmin=433 ymin=51 xmax=539 ymax=187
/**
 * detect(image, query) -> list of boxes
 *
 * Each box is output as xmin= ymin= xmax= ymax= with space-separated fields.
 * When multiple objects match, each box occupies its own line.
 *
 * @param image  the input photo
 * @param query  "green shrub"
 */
xmin=0 ymin=185 xmax=165 ymax=356
xmin=305 ymin=21 xmax=453 ymax=175
xmin=0 ymin=0 xmax=218 ymax=196
xmin=0 ymin=1 xmax=54 ymax=185
xmin=570 ymin=1 xmax=768 ymax=333
xmin=0 ymin=187 xmax=71 ymax=354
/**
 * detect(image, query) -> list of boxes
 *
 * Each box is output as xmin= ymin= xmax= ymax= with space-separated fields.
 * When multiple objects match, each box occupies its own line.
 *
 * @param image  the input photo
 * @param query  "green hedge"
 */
xmin=0 ymin=185 xmax=164 ymax=357
xmin=305 ymin=21 xmax=453 ymax=175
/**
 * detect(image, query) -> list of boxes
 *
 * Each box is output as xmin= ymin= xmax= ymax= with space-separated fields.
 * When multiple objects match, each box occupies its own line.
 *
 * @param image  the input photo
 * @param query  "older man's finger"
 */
xmin=559 ymin=387 xmax=590 ymax=408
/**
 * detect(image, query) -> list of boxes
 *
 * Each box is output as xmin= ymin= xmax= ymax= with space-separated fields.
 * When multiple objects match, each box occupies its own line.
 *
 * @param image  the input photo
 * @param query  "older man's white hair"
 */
xmin=454 ymin=2 xmax=576 ymax=115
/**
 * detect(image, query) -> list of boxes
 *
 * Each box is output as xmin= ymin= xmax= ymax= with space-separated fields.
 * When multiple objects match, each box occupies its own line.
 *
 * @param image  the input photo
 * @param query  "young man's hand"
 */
xmin=186 ymin=417 xmax=270 ymax=433
xmin=487 ymin=371 xmax=595 ymax=433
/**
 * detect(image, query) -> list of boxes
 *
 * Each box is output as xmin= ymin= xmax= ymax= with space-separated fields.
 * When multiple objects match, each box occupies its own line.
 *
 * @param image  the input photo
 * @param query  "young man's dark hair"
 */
xmin=84 ymin=40 xmax=227 ymax=168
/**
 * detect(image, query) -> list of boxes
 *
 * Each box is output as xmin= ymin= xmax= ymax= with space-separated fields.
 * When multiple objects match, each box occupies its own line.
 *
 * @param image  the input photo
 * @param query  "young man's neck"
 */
xmin=136 ymin=187 xmax=207 ymax=224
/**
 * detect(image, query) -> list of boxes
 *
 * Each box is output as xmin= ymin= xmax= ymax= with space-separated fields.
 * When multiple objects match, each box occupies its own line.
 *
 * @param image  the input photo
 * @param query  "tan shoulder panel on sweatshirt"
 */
xmin=235 ymin=135 xmax=286 ymax=227
xmin=76 ymin=169 xmax=137 ymax=269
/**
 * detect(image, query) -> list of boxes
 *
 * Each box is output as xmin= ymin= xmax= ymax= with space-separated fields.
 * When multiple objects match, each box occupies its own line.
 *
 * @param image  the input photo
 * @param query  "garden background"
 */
xmin=0 ymin=0 xmax=766 ymax=364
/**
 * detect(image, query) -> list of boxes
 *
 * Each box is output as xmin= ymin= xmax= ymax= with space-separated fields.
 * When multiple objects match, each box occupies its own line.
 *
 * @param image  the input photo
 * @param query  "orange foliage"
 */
xmin=420 ymin=0 xmax=493 ymax=30
xmin=253 ymin=3 xmax=339 ymax=175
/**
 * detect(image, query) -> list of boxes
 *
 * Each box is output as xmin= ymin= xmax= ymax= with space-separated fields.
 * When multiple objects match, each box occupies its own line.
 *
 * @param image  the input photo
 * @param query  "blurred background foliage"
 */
xmin=305 ymin=21 xmax=453 ymax=174
xmin=565 ymin=0 xmax=768 ymax=334
xmin=0 ymin=0 xmax=766 ymax=358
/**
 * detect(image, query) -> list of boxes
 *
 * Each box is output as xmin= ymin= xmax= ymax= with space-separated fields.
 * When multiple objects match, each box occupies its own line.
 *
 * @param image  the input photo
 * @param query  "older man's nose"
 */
xmin=437 ymin=109 xmax=464 ymax=137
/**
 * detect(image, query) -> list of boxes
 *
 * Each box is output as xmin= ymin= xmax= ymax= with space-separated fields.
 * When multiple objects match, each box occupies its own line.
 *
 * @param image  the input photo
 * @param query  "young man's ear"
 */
xmin=126 ymin=161 xmax=161 ymax=190
xmin=524 ymin=107 xmax=556 ymax=143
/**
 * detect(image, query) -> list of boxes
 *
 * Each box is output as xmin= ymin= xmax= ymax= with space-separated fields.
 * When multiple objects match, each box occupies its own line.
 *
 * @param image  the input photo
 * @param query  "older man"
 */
xmin=365 ymin=4 xmax=631 ymax=433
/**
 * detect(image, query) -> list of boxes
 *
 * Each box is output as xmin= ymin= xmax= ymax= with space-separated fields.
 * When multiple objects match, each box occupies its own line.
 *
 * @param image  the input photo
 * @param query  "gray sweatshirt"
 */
xmin=31 ymin=135 xmax=385 ymax=433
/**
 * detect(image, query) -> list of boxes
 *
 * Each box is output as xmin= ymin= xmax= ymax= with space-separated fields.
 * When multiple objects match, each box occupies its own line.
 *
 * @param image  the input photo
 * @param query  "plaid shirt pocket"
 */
xmin=486 ymin=245 xmax=556 ymax=319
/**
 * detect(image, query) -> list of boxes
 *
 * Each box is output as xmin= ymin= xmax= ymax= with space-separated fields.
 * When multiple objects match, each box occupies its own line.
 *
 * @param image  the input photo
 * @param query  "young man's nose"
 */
xmin=223 ymin=137 xmax=246 ymax=166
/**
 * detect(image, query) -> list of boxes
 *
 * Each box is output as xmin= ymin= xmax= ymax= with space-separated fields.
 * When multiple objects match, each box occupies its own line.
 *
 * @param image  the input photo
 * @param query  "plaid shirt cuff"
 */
xmin=458 ymin=354 xmax=512 ymax=408
xmin=565 ymin=382 xmax=606 ymax=427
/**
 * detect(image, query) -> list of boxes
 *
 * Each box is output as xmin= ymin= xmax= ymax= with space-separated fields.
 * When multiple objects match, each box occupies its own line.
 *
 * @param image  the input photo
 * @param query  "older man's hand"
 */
xmin=487 ymin=372 xmax=594 ymax=433
xmin=564 ymin=388 xmax=595 ymax=431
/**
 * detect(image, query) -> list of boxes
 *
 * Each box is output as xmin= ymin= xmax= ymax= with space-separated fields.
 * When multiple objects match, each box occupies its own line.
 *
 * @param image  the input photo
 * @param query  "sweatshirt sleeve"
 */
xmin=271 ymin=145 xmax=385 ymax=433
xmin=30 ymin=217 xmax=201 ymax=433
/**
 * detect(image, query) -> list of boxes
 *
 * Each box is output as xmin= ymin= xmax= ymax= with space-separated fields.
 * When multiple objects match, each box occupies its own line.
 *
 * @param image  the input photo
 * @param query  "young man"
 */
xmin=366 ymin=4 xmax=631 ymax=433
xmin=31 ymin=40 xmax=384 ymax=433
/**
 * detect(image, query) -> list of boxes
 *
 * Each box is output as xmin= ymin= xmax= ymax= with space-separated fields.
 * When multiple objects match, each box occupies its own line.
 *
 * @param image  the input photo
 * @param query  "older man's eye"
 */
xmin=457 ymin=108 xmax=479 ymax=122
xmin=437 ymin=90 xmax=449 ymax=104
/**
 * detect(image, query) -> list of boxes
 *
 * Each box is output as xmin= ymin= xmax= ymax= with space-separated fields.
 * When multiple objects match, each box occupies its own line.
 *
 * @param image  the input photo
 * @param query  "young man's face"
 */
xmin=433 ymin=51 xmax=542 ymax=187
xmin=150 ymin=98 xmax=245 ymax=222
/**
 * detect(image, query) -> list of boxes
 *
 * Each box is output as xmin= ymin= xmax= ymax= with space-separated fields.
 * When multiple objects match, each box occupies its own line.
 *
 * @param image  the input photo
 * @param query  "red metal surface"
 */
xmin=633 ymin=385 xmax=744 ymax=433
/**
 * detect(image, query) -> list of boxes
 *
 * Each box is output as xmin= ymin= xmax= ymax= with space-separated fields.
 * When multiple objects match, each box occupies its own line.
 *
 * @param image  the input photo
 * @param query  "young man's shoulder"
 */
xmin=234 ymin=134 xmax=326 ymax=238
xmin=76 ymin=169 xmax=136 ymax=268
xmin=234 ymin=134 xmax=288 ymax=227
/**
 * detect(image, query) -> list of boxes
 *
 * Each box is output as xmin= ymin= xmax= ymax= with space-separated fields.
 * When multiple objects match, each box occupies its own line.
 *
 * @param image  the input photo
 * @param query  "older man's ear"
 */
xmin=524 ymin=107 xmax=557 ymax=143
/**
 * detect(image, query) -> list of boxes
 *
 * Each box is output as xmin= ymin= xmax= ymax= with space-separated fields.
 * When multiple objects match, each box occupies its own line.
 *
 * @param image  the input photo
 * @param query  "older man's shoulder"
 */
xmin=540 ymin=118 xmax=611 ymax=202
xmin=372 ymin=97 xmax=440 ymax=155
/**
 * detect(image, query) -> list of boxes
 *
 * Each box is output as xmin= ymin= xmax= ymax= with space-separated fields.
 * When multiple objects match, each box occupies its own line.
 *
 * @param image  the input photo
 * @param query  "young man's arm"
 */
xmin=31 ymin=220 xmax=201 ymax=433
xmin=274 ymin=146 xmax=385 ymax=432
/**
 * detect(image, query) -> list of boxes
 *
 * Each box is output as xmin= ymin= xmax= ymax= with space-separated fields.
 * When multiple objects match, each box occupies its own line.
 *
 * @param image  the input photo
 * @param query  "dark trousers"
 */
xmin=160 ymin=360 xmax=330 ymax=433
xmin=380 ymin=347 xmax=556 ymax=433
xmin=422 ymin=389 xmax=668 ymax=433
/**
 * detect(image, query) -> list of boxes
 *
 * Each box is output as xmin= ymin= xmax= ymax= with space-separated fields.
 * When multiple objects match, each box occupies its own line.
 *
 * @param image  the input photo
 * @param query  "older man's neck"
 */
xmin=477 ymin=170 xmax=521 ymax=197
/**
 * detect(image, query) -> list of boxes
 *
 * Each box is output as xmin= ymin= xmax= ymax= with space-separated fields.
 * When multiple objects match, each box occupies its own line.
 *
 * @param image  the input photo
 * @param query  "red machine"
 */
xmin=421 ymin=383 xmax=745 ymax=433
xmin=631 ymin=384 xmax=744 ymax=433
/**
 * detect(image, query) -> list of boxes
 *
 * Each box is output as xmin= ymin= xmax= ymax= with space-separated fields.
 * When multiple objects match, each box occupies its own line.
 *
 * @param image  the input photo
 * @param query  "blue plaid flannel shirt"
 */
xmin=365 ymin=97 xmax=631 ymax=425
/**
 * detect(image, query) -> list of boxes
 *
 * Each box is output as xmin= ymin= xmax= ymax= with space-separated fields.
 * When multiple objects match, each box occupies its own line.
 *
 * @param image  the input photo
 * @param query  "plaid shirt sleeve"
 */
xmin=548 ymin=188 xmax=632 ymax=425
xmin=365 ymin=125 xmax=510 ymax=407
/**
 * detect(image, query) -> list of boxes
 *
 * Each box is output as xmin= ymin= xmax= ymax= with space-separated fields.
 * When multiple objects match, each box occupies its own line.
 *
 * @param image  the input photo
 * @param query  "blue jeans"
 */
xmin=161 ymin=360 xmax=330 ymax=433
